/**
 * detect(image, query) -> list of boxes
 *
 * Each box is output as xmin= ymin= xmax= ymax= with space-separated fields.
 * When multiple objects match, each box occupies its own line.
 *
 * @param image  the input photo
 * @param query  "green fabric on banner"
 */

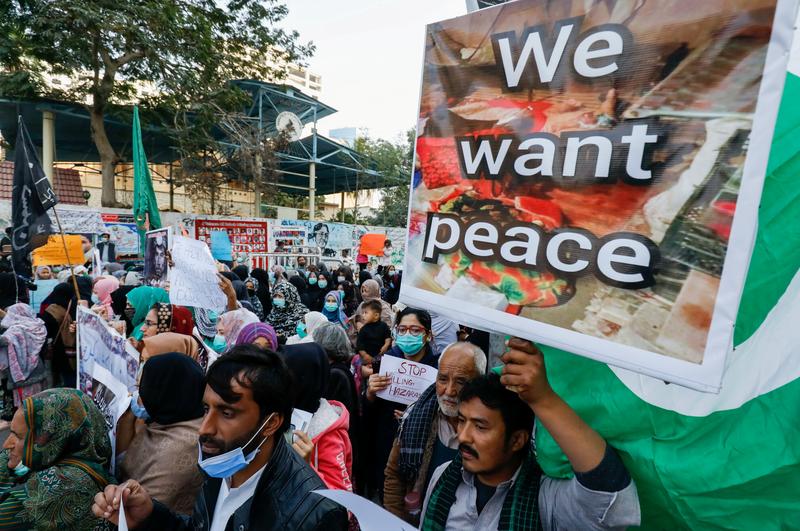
xmin=534 ymin=73 xmax=800 ymax=529
xmin=132 ymin=106 xmax=162 ymax=251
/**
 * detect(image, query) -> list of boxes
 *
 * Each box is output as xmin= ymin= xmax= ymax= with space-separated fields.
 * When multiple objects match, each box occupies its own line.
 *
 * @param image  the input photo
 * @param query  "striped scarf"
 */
xmin=398 ymin=384 xmax=439 ymax=481
xmin=421 ymin=447 xmax=541 ymax=531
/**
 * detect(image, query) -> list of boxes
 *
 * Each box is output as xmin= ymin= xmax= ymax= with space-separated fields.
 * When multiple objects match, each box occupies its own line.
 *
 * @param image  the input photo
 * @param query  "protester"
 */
xmin=249 ymin=268 xmax=272 ymax=317
xmin=0 ymin=304 xmax=48 ymax=408
xmin=383 ymin=268 xmax=401 ymax=304
xmin=321 ymin=290 xmax=348 ymax=328
xmin=266 ymin=282 xmax=308 ymax=342
xmin=306 ymin=268 xmax=322 ymax=307
xmin=216 ymin=307 xmax=259 ymax=351
xmin=110 ymin=285 xmax=135 ymax=336
xmin=92 ymin=346 xmax=349 ymax=530
xmin=355 ymin=278 xmax=393 ymax=327
xmin=0 ymin=388 xmax=113 ymax=529
xmin=139 ymin=303 xmax=195 ymax=339
xmin=285 ymin=311 xmax=328 ymax=345
xmin=309 ymin=272 xmax=332 ymax=311
xmin=283 ymin=341 xmax=354 ymax=492
xmin=243 ymin=276 xmax=266 ymax=321
xmin=232 ymin=265 xmax=249 ymax=282
xmin=141 ymin=332 xmax=210 ymax=370
xmin=356 ymin=299 xmax=392 ymax=365
xmin=338 ymin=280 xmax=359 ymax=315
xmin=118 ymin=353 xmax=206 ymax=515
xmin=92 ymin=276 xmax=120 ymax=320
xmin=38 ymin=282 xmax=79 ymax=387
xmin=97 ymin=232 xmax=116 ymax=263
xmin=126 ymin=286 xmax=170 ymax=341
xmin=365 ymin=308 xmax=439 ymax=500
xmin=419 ymin=340 xmax=641 ymax=530
xmin=295 ymin=256 xmax=308 ymax=276
xmin=383 ymin=342 xmax=486 ymax=523
xmin=234 ymin=322 xmax=279 ymax=351
xmin=289 ymin=274 xmax=311 ymax=308
xmin=271 ymin=264 xmax=288 ymax=283
xmin=30 ymin=267 xmax=58 ymax=315
xmin=124 ymin=271 xmax=142 ymax=287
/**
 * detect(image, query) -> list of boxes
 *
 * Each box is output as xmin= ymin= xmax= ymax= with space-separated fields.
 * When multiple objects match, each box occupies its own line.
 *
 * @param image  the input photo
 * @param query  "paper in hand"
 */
xmin=118 ymin=497 xmax=129 ymax=531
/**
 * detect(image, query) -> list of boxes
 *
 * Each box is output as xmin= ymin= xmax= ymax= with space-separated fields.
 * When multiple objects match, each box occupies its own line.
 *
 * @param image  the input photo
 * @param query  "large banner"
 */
xmin=195 ymin=218 xmax=268 ymax=260
xmin=77 ymin=306 xmax=140 ymax=395
xmin=101 ymin=213 xmax=140 ymax=257
xmin=401 ymin=0 xmax=795 ymax=391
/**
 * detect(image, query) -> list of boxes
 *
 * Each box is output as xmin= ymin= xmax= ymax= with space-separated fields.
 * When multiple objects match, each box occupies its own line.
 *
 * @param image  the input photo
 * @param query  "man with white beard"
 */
xmin=383 ymin=342 xmax=486 ymax=524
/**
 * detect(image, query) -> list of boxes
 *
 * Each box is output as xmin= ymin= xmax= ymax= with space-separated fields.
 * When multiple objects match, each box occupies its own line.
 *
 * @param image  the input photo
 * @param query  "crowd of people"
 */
xmin=0 ymin=235 xmax=642 ymax=530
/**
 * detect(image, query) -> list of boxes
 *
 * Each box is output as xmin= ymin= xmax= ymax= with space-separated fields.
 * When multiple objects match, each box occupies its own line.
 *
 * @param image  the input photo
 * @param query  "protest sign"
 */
xmin=313 ymin=490 xmax=417 ymax=531
xmin=210 ymin=230 xmax=233 ymax=261
xmin=195 ymin=218 xmax=268 ymax=257
xmin=89 ymin=362 xmax=131 ymax=474
xmin=376 ymin=356 xmax=438 ymax=405
xmin=143 ymin=227 xmax=170 ymax=287
xmin=77 ymin=306 xmax=140 ymax=395
xmin=400 ymin=0 xmax=794 ymax=392
xmin=102 ymin=213 xmax=140 ymax=256
xmin=31 ymin=235 xmax=84 ymax=266
xmin=169 ymin=235 xmax=227 ymax=311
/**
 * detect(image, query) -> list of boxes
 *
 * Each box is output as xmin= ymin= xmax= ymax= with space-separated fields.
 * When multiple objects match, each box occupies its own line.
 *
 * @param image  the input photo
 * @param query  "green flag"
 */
xmin=535 ymin=71 xmax=800 ymax=529
xmin=132 ymin=106 xmax=161 ymax=252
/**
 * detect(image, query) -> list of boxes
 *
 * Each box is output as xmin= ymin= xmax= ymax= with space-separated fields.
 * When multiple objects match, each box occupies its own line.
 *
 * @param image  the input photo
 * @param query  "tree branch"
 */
xmin=116 ymin=50 xmax=145 ymax=67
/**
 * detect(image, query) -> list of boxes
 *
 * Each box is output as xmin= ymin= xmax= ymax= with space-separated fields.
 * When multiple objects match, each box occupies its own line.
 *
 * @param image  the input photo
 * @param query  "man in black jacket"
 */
xmin=92 ymin=346 xmax=348 ymax=530
xmin=96 ymin=232 xmax=116 ymax=263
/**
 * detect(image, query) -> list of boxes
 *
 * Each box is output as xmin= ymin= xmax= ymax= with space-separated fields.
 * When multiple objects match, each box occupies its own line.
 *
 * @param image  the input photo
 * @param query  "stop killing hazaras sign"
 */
xmin=400 ymin=0 xmax=796 ymax=392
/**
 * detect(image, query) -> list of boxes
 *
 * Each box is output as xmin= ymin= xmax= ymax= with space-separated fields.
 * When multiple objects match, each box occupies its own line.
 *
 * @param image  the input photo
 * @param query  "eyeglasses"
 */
xmin=396 ymin=325 xmax=426 ymax=336
xmin=144 ymin=319 xmax=158 ymax=327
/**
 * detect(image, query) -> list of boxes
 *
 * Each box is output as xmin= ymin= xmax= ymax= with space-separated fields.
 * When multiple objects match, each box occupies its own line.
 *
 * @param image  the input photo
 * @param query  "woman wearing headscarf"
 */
xmin=354 ymin=279 xmax=394 ymax=328
xmin=29 ymin=268 xmax=58 ymax=316
xmin=282 ymin=342 xmax=353 ymax=492
xmin=141 ymin=331 xmax=210 ymax=371
xmin=267 ymin=282 xmax=309 ymax=342
xmin=0 ymin=304 xmax=48 ymax=410
xmin=138 ymin=303 xmax=195 ymax=339
xmin=38 ymin=283 xmax=79 ymax=387
xmin=321 ymin=290 xmax=348 ymax=328
xmin=308 ymin=272 xmax=332 ymax=312
xmin=244 ymin=277 xmax=266 ymax=321
xmin=192 ymin=307 xmax=219 ymax=351
xmin=234 ymin=322 xmax=279 ymax=351
xmin=125 ymin=286 xmax=169 ymax=341
xmin=286 ymin=311 xmax=328 ymax=345
xmin=249 ymin=268 xmax=272 ymax=316
xmin=92 ymin=276 xmax=119 ymax=320
xmin=123 ymin=271 xmax=142 ymax=287
xmin=0 ymin=388 xmax=113 ymax=529
xmin=271 ymin=264 xmax=288 ymax=284
xmin=306 ymin=268 xmax=322 ymax=309
xmin=232 ymin=264 xmax=250 ymax=282
xmin=289 ymin=274 xmax=310 ymax=308
xmin=217 ymin=307 xmax=259 ymax=352
xmin=110 ymin=285 xmax=135 ymax=334
xmin=337 ymin=280 xmax=359 ymax=316
xmin=117 ymin=354 xmax=205 ymax=515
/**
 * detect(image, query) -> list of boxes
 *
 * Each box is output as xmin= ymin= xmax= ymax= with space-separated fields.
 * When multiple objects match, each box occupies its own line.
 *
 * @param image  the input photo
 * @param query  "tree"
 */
xmin=0 ymin=0 xmax=312 ymax=206
xmin=357 ymin=128 xmax=415 ymax=227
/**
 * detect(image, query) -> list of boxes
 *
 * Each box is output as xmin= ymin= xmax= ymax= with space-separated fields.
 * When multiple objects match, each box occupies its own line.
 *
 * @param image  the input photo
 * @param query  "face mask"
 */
xmin=212 ymin=334 xmax=227 ymax=352
xmin=197 ymin=413 xmax=275 ymax=479
xmin=317 ymin=280 xmax=328 ymax=289
xmin=337 ymin=276 xmax=346 ymax=283
xmin=269 ymin=272 xmax=276 ymax=284
xmin=91 ymin=294 xmax=100 ymax=305
xmin=324 ymin=301 xmax=338 ymax=313
xmin=273 ymin=298 xmax=286 ymax=308
xmin=396 ymin=332 xmax=425 ymax=356
xmin=247 ymin=288 xmax=256 ymax=295
xmin=12 ymin=462 xmax=30 ymax=477
xmin=309 ymin=277 xmax=317 ymax=285
xmin=130 ymin=392 xmax=151 ymax=421
xmin=296 ymin=322 xmax=307 ymax=338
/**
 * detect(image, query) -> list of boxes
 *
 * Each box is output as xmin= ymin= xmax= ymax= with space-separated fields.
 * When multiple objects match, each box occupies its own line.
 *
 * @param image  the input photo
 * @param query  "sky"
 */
xmin=281 ymin=0 xmax=467 ymax=142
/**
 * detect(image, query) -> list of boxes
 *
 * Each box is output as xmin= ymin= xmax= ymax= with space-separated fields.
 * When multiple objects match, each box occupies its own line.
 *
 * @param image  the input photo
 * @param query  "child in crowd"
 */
xmin=356 ymin=299 xmax=392 ymax=366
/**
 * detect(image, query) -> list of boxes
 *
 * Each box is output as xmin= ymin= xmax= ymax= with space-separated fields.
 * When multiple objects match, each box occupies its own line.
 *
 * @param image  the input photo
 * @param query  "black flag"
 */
xmin=11 ymin=116 xmax=58 ymax=275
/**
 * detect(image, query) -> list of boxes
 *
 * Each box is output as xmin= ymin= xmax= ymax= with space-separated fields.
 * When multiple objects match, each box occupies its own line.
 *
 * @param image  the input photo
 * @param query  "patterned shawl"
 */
xmin=21 ymin=389 xmax=114 ymax=529
xmin=398 ymin=384 xmax=439 ymax=481
xmin=267 ymin=282 xmax=309 ymax=339
xmin=1 ymin=304 xmax=46 ymax=383
xmin=218 ymin=308 xmax=260 ymax=350
xmin=244 ymin=277 xmax=266 ymax=320
xmin=235 ymin=322 xmax=279 ymax=351
xmin=422 ymin=447 xmax=541 ymax=531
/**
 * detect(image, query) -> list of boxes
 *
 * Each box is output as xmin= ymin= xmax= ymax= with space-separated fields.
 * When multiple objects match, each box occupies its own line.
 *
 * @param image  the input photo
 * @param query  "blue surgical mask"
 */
xmin=317 ymin=280 xmax=328 ymax=289
xmin=273 ymin=298 xmax=286 ymax=308
xmin=197 ymin=413 xmax=275 ymax=479
xmin=309 ymin=277 xmax=317 ymax=285
xmin=91 ymin=294 xmax=100 ymax=305
xmin=324 ymin=301 xmax=338 ymax=313
xmin=212 ymin=334 xmax=227 ymax=352
xmin=396 ymin=332 xmax=425 ymax=356
xmin=130 ymin=392 xmax=151 ymax=421
xmin=296 ymin=322 xmax=307 ymax=338
xmin=12 ymin=462 xmax=30 ymax=477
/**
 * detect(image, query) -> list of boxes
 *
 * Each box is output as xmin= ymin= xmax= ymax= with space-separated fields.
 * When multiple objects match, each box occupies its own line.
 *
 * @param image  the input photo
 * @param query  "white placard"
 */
xmin=376 ymin=356 xmax=438 ymax=405
xmin=168 ymin=235 xmax=227 ymax=311
xmin=313 ymin=490 xmax=417 ymax=531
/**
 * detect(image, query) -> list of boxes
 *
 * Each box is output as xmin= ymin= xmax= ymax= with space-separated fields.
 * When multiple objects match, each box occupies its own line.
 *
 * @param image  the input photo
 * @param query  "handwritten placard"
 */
xmin=169 ymin=235 xmax=227 ymax=311
xmin=31 ymin=235 xmax=84 ymax=266
xmin=376 ymin=355 xmax=438 ymax=405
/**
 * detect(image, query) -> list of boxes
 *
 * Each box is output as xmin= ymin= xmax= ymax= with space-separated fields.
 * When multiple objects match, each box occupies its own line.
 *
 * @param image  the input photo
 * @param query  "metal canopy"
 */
xmin=0 ymin=98 xmax=177 ymax=163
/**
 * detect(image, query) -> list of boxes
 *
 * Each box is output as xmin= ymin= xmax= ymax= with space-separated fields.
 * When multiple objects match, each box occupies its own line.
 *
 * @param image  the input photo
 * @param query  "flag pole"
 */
xmin=51 ymin=207 xmax=82 ymax=301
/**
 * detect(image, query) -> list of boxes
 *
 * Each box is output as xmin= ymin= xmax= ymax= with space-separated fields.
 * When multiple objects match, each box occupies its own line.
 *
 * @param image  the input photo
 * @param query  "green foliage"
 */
xmin=356 ymin=128 xmax=415 ymax=227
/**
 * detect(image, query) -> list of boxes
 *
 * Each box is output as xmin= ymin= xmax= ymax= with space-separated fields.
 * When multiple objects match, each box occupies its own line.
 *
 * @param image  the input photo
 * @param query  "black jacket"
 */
xmin=140 ymin=437 xmax=348 ymax=531
xmin=97 ymin=241 xmax=116 ymax=262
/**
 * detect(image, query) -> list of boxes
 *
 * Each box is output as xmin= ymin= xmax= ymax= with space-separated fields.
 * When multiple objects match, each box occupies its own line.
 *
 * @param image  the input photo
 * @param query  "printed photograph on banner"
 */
xmin=77 ymin=306 xmax=140 ymax=395
xmin=102 ymin=213 xmax=141 ymax=258
xmin=143 ymin=227 xmax=171 ymax=288
xmin=402 ymin=0 xmax=791 ymax=390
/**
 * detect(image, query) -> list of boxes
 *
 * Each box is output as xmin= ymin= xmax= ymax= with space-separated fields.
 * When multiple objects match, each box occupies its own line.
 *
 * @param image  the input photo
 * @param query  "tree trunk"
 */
xmin=89 ymin=107 xmax=119 ymax=207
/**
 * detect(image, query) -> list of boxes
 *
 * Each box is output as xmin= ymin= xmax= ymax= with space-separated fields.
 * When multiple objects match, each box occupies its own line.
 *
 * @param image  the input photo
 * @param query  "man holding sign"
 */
xmin=419 ymin=338 xmax=640 ymax=530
